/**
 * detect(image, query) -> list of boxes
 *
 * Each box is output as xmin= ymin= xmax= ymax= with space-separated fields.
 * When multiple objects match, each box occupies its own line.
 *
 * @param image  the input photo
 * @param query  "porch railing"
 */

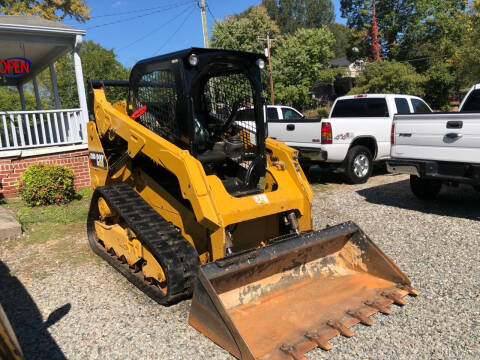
xmin=0 ymin=109 xmax=86 ymax=150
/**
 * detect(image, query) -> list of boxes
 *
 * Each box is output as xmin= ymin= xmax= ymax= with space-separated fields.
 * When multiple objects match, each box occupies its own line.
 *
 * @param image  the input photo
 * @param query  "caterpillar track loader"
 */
xmin=86 ymin=48 xmax=418 ymax=359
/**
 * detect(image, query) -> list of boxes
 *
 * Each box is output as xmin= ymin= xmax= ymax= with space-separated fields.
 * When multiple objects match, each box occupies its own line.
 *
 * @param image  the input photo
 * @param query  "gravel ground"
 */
xmin=1 ymin=172 xmax=479 ymax=359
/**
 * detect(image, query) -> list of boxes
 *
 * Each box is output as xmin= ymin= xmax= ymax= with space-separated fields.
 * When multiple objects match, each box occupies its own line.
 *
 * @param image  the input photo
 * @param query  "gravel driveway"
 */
xmin=1 ymin=173 xmax=479 ymax=359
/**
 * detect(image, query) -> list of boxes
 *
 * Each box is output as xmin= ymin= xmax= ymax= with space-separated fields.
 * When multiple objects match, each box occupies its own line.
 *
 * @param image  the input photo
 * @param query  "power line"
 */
xmin=86 ymin=1 xmax=192 ymax=30
xmin=117 ymin=6 xmax=195 ymax=52
xmin=155 ymin=7 xmax=197 ymax=54
xmin=206 ymin=2 xmax=216 ymax=21
xmin=90 ymin=1 xmax=185 ymax=18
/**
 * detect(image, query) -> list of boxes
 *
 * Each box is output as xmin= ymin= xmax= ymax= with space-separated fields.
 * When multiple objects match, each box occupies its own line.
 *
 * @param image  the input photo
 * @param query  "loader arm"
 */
xmin=90 ymin=87 xmax=222 ymax=230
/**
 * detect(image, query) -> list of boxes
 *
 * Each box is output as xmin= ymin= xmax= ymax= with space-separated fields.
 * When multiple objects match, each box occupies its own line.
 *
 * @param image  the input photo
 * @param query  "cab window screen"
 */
xmin=134 ymin=69 xmax=178 ymax=140
xmin=395 ymin=98 xmax=411 ymax=114
xmin=331 ymin=98 xmax=389 ymax=118
xmin=460 ymin=89 xmax=480 ymax=112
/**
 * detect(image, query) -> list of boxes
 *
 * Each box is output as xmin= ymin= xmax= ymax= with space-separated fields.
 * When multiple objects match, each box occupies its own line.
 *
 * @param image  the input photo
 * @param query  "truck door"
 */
xmin=268 ymin=107 xmax=320 ymax=145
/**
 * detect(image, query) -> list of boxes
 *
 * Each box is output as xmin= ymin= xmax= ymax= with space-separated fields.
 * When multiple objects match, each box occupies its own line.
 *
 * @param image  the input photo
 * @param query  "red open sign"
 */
xmin=0 ymin=57 xmax=32 ymax=78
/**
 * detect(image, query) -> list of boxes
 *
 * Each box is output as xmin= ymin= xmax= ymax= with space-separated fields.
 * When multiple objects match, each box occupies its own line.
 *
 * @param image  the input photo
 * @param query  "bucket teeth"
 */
xmin=305 ymin=330 xmax=333 ymax=351
xmin=347 ymin=310 xmax=374 ymax=326
xmin=397 ymin=284 xmax=420 ymax=296
xmin=279 ymin=344 xmax=306 ymax=360
xmin=327 ymin=320 xmax=354 ymax=337
xmin=364 ymin=300 xmax=392 ymax=315
xmin=381 ymin=291 xmax=408 ymax=305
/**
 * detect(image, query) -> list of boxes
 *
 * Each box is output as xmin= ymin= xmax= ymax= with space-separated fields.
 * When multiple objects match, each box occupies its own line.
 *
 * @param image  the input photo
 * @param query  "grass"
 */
xmin=0 ymin=187 xmax=98 ymax=276
xmin=2 ymin=187 xmax=92 ymax=246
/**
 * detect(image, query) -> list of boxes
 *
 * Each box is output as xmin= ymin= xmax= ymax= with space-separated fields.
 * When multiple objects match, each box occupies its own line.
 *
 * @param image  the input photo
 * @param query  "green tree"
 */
xmin=0 ymin=86 xmax=36 ymax=111
xmin=393 ymin=0 xmax=466 ymax=63
xmin=340 ymin=0 xmax=466 ymax=60
xmin=423 ymin=61 xmax=455 ymax=109
xmin=327 ymin=23 xmax=353 ymax=58
xmin=210 ymin=5 xmax=281 ymax=53
xmin=54 ymin=40 xmax=130 ymax=109
xmin=0 ymin=0 xmax=90 ymax=21
xmin=340 ymin=0 xmax=417 ymax=51
xmin=273 ymin=27 xmax=335 ymax=108
xmin=262 ymin=0 xmax=335 ymax=34
xmin=348 ymin=60 xmax=426 ymax=97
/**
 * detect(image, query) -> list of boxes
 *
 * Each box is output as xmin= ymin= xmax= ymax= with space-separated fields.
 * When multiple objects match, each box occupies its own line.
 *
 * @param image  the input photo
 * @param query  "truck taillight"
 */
xmin=321 ymin=122 xmax=332 ymax=144
xmin=391 ymin=124 xmax=395 ymax=144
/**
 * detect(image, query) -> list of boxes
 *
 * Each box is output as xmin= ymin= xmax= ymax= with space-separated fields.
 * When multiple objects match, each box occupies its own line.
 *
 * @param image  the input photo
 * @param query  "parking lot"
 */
xmin=1 ymin=171 xmax=479 ymax=360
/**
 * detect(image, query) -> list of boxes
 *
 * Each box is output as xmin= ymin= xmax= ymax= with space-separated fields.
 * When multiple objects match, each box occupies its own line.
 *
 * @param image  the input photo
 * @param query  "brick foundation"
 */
xmin=0 ymin=148 xmax=91 ymax=199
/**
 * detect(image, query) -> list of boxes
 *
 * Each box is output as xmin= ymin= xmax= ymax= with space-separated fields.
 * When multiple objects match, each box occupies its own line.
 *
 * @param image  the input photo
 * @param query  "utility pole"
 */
xmin=258 ymin=34 xmax=276 ymax=105
xmin=200 ymin=0 xmax=209 ymax=48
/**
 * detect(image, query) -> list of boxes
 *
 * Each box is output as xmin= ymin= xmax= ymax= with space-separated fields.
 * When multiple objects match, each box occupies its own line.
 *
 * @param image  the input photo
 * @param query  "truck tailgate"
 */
xmin=392 ymin=113 xmax=480 ymax=164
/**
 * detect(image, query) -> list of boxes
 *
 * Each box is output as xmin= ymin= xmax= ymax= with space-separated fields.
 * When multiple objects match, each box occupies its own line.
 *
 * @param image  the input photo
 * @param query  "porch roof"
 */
xmin=0 ymin=15 xmax=85 ymax=87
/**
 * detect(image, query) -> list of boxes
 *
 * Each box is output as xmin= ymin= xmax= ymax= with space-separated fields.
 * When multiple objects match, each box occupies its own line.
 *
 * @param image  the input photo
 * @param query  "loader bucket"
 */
xmin=189 ymin=221 xmax=418 ymax=360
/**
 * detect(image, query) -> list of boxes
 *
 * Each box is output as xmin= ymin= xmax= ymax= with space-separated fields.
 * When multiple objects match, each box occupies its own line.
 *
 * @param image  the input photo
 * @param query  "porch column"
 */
xmin=49 ymin=63 xmax=61 ymax=109
xmin=73 ymin=34 xmax=88 ymax=143
xmin=17 ymin=84 xmax=26 ymax=111
xmin=33 ymin=77 xmax=43 ymax=110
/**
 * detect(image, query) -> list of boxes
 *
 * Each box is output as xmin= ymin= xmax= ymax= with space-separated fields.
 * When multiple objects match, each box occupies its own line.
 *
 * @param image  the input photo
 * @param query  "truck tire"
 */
xmin=474 ymin=186 xmax=480 ymax=192
xmin=299 ymin=160 xmax=312 ymax=174
xmin=344 ymin=145 xmax=373 ymax=184
xmin=410 ymin=175 xmax=442 ymax=199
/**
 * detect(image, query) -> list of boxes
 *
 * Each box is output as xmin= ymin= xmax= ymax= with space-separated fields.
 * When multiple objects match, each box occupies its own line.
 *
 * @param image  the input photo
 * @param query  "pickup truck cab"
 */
xmin=388 ymin=84 xmax=480 ymax=199
xmin=267 ymin=94 xmax=432 ymax=183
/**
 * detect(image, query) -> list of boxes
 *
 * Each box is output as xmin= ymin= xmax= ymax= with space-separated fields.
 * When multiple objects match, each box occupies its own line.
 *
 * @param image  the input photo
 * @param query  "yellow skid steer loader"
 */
xmin=86 ymin=48 xmax=418 ymax=359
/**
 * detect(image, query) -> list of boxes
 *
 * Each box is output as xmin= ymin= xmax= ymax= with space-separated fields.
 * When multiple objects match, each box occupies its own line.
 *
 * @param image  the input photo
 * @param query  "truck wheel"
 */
xmin=410 ymin=175 xmax=442 ymax=199
xmin=299 ymin=160 xmax=312 ymax=174
xmin=344 ymin=145 xmax=373 ymax=184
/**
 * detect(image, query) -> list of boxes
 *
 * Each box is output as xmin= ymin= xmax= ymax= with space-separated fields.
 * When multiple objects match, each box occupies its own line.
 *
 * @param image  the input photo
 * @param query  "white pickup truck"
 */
xmin=266 ymin=94 xmax=432 ymax=183
xmin=387 ymin=84 xmax=480 ymax=199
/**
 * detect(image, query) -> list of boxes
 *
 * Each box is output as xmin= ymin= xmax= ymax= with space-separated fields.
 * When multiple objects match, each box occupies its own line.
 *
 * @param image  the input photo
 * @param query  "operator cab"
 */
xmin=128 ymin=48 xmax=267 ymax=197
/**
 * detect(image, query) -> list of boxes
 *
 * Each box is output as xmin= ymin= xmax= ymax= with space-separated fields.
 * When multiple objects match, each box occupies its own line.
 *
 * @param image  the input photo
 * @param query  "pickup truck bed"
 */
xmin=388 ymin=110 xmax=480 ymax=198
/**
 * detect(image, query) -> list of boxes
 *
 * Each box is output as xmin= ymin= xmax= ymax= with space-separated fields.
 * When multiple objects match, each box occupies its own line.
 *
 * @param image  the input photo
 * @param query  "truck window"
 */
xmin=460 ymin=89 xmax=480 ymax=112
xmin=282 ymin=108 xmax=303 ymax=121
xmin=331 ymin=98 xmax=389 ymax=118
xmin=394 ymin=98 xmax=411 ymax=114
xmin=411 ymin=99 xmax=432 ymax=113
xmin=234 ymin=108 xmax=255 ymax=121
xmin=266 ymin=108 xmax=279 ymax=121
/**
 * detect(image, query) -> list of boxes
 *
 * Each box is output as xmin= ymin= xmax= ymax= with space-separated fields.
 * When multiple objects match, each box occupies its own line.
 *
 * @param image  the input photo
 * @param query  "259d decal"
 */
xmin=89 ymin=151 xmax=106 ymax=169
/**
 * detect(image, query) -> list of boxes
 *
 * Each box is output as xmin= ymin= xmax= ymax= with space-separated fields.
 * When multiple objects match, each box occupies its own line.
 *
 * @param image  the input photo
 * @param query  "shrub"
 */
xmin=316 ymin=107 xmax=331 ymax=119
xmin=348 ymin=60 xmax=427 ymax=98
xmin=17 ymin=164 xmax=76 ymax=206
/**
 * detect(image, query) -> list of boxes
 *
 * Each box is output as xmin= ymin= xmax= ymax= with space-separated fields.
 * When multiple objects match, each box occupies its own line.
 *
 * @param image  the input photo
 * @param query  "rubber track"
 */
xmin=87 ymin=183 xmax=200 ymax=306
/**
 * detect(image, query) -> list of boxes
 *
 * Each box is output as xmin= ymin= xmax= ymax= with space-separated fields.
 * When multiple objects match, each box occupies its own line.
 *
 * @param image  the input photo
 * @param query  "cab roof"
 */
xmin=132 ymin=47 xmax=266 ymax=69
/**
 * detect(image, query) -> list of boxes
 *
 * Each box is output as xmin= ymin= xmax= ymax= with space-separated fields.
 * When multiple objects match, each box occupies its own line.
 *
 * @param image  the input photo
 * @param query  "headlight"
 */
xmin=189 ymin=54 xmax=199 ymax=66
xmin=256 ymin=58 xmax=265 ymax=69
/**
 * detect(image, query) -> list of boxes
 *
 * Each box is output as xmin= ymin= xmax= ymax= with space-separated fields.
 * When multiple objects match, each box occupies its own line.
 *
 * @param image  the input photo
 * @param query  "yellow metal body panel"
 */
xmin=94 ymin=221 xmax=166 ymax=283
xmin=89 ymin=88 xmax=314 ymax=261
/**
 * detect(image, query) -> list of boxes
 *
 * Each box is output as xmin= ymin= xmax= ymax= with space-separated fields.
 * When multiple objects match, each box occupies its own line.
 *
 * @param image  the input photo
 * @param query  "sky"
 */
xmin=63 ymin=0 xmax=345 ymax=68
